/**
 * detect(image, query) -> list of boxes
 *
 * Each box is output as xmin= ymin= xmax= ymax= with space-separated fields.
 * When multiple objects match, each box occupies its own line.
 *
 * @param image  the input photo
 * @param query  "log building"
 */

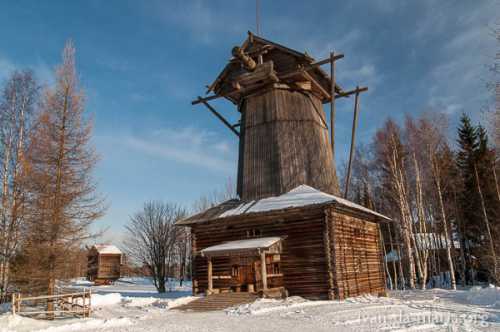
xmin=179 ymin=33 xmax=389 ymax=300
xmin=87 ymin=244 xmax=123 ymax=284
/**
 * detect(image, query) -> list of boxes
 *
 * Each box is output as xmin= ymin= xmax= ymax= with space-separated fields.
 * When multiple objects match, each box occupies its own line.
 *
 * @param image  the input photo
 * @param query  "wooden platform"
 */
xmin=174 ymin=293 xmax=258 ymax=312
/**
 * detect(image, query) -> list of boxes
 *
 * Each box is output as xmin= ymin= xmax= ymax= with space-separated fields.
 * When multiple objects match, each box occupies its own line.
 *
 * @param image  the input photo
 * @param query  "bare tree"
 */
xmin=192 ymin=177 xmax=236 ymax=213
xmin=174 ymin=226 xmax=190 ymax=287
xmin=124 ymin=201 xmax=186 ymax=293
xmin=20 ymin=41 xmax=105 ymax=313
xmin=374 ymin=120 xmax=417 ymax=289
xmin=0 ymin=71 xmax=38 ymax=301
xmin=405 ymin=117 xmax=430 ymax=289
xmin=419 ymin=116 xmax=457 ymax=289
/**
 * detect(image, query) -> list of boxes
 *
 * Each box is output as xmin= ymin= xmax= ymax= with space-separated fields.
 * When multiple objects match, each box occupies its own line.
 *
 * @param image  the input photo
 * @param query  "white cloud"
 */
xmin=33 ymin=58 xmax=55 ymax=86
xmin=0 ymin=53 xmax=54 ymax=87
xmin=150 ymin=0 xmax=246 ymax=45
xmin=0 ymin=55 xmax=16 ymax=81
xmin=122 ymin=126 xmax=236 ymax=173
xmin=417 ymin=2 xmax=496 ymax=116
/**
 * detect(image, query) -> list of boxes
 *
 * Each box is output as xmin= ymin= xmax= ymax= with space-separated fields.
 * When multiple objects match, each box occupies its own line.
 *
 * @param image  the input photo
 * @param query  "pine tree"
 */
xmin=457 ymin=114 xmax=498 ymax=284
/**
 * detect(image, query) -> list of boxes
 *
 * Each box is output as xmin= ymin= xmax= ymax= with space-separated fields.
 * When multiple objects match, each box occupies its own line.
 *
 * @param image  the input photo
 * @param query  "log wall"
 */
xmin=192 ymin=207 xmax=330 ymax=299
xmin=87 ymin=252 xmax=121 ymax=282
xmin=191 ymin=204 xmax=386 ymax=300
xmin=328 ymin=208 xmax=386 ymax=299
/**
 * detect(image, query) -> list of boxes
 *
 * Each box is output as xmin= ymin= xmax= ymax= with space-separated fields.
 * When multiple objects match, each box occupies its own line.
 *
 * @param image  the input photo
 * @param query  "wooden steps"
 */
xmin=174 ymin=293 xmax=258 ymax=312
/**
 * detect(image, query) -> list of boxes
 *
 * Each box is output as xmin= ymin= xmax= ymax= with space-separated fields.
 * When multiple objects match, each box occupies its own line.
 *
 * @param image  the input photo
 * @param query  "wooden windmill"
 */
xmin=193 ymin=32 xmax=367 ymax=200
xmin=180 ymin=33 xmax=388 ymax=302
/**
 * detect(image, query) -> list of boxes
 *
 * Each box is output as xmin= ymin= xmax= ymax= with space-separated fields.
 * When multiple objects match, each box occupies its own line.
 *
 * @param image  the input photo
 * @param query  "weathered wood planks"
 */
xmin=237 ymin=88 xmax=340 ymax=200
xmin=190 ymin=203 xmax=386 ymax=300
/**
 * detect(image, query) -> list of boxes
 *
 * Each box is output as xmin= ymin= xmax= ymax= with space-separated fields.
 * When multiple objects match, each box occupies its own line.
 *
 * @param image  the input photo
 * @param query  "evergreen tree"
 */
xmin=456 ymin=114 xmax=480 ymax=281
xmin=456 ymin=114 xmax=498 ymax=283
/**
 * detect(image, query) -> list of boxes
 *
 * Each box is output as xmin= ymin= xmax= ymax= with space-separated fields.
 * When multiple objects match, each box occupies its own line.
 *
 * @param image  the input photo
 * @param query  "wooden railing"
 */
xmin=11 ymin=288 xmax=91 ymax=318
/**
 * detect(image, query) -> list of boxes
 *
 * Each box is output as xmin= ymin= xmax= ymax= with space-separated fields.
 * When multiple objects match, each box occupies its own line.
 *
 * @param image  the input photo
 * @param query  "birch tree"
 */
xmin=405 ymin=117 xmax=430 ymax=289
xmin=0 ymin=71 xmax=38 ymax=301
xmin=419 ymin=116 xmax=457 ymax=289
xmin=374 ymin=120 xmax=417 ymax=289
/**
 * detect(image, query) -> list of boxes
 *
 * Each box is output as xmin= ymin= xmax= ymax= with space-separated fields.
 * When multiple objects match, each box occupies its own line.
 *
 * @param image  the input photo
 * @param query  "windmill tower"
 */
xmin=194 ymin=32 xmax=367 ymax=201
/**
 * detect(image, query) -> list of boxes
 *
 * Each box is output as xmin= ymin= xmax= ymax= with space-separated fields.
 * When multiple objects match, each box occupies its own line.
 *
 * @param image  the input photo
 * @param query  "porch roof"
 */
xmin=201 ymin=237 xmax=282 ymax=257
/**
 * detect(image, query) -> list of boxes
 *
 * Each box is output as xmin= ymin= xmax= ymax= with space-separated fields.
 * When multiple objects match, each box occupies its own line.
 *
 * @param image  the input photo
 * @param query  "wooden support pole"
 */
xmin=197 ymin=97 xmax=240 ymax=137
xmin=260 ymin=251 xmax=268 ymax=291
xmin=207 ymin=257 xmax=213 ymax=294
xmin=330 ymin=51 xmax=336 ymax=160
xmin=88 ymin=288 xmax=92 ymax=317
xmin=12 ymin=293 xmax=16 ymax=315
xmin=336 ymin=86 xmax=368 ymax=99
xmin=344 ymin=87 xmax=361 ymax=198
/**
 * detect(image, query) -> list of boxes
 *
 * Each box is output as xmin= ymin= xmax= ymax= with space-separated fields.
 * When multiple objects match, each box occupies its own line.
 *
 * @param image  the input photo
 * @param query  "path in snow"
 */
xmin=1 ymin=279 xmax=499 ymax=332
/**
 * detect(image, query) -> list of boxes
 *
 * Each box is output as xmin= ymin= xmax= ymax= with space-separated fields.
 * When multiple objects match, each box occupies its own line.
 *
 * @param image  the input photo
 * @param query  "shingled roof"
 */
xmin=176 ymin=185 xmax=390 ymax=226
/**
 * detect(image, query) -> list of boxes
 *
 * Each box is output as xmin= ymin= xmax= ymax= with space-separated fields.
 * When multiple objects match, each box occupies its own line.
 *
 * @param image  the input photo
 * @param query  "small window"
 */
xmin=246 ymin=229 xmax=262 ymax=238
xmin=272 ymin=263 xmax=280 ymax=275
xmin=231 ymin=265 xmax=239 ymax=277
xmin=266 ymin=262 xmax=281 ymax=275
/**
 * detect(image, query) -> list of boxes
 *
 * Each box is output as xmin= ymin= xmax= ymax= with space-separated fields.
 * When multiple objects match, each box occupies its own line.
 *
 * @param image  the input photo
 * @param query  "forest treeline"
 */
xmin=346 ymin=112 xmax=499 ymax=289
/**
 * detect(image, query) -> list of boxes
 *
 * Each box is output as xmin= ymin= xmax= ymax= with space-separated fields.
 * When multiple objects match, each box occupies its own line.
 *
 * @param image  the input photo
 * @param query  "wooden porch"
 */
xmin=199 ymin=237 xmax=286 ymax=298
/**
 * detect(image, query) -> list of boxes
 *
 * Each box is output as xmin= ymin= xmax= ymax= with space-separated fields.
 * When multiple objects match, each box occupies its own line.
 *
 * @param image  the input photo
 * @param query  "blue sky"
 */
xmin=0 ymin=0 xmax=497 ymax=242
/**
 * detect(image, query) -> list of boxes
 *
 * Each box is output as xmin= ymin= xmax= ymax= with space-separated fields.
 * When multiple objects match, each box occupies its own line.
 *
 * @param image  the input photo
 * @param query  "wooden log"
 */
xmin=197 ymin=98 xmax=240 ymax=137
xmin=261 ymin=252 xmax=268 ymax=290
xmin=207 ymin=257 xmax=213 ymax=294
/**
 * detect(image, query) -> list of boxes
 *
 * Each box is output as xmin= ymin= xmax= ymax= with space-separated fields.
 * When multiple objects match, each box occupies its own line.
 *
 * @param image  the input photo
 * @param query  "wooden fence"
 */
xmin=11 ymin=288 xmax=91 ymax=318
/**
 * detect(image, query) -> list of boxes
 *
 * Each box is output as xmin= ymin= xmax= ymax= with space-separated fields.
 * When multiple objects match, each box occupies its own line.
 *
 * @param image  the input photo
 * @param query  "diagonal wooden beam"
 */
xmin=196 ymin=97 xmax=240 ymax=137
xmin=344 ymin=87 xmax=362 ymax=198
xmin=330 ymin=51 xmax=337 ymax=161
xmin=336 ymin=86 xmax=368 ymax=100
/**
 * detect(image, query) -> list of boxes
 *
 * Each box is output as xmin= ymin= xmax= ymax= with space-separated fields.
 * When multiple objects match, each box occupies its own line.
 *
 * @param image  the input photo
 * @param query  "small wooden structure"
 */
xmin=11 ymin=289 xmax=91 ymax=318
xmin=87 ymin=244 xmax=122 ymax=284
xmin=183 ymin=33 xmax=387 ymax=300
xmin=178 ymin=186 xmax=389 ymax=300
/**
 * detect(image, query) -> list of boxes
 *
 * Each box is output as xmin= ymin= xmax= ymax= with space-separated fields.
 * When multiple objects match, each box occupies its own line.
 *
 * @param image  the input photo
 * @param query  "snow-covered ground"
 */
xmin=1 ymin=279 xmax=499 ymax=332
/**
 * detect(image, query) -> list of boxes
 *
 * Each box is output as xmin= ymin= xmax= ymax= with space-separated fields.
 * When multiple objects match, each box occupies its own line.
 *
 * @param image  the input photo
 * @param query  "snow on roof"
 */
xmin=219 ymin=185 xmax=390 ymax=220
xmin=414 ymin=233 xmax=460 ymax=250
xmin=93 ymin=244 xmax=122 ymax=255
xmin=201 ymin=237 xmax=282 ymax=254
xmin=385 ymin=250 xmax=400 ymax=262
